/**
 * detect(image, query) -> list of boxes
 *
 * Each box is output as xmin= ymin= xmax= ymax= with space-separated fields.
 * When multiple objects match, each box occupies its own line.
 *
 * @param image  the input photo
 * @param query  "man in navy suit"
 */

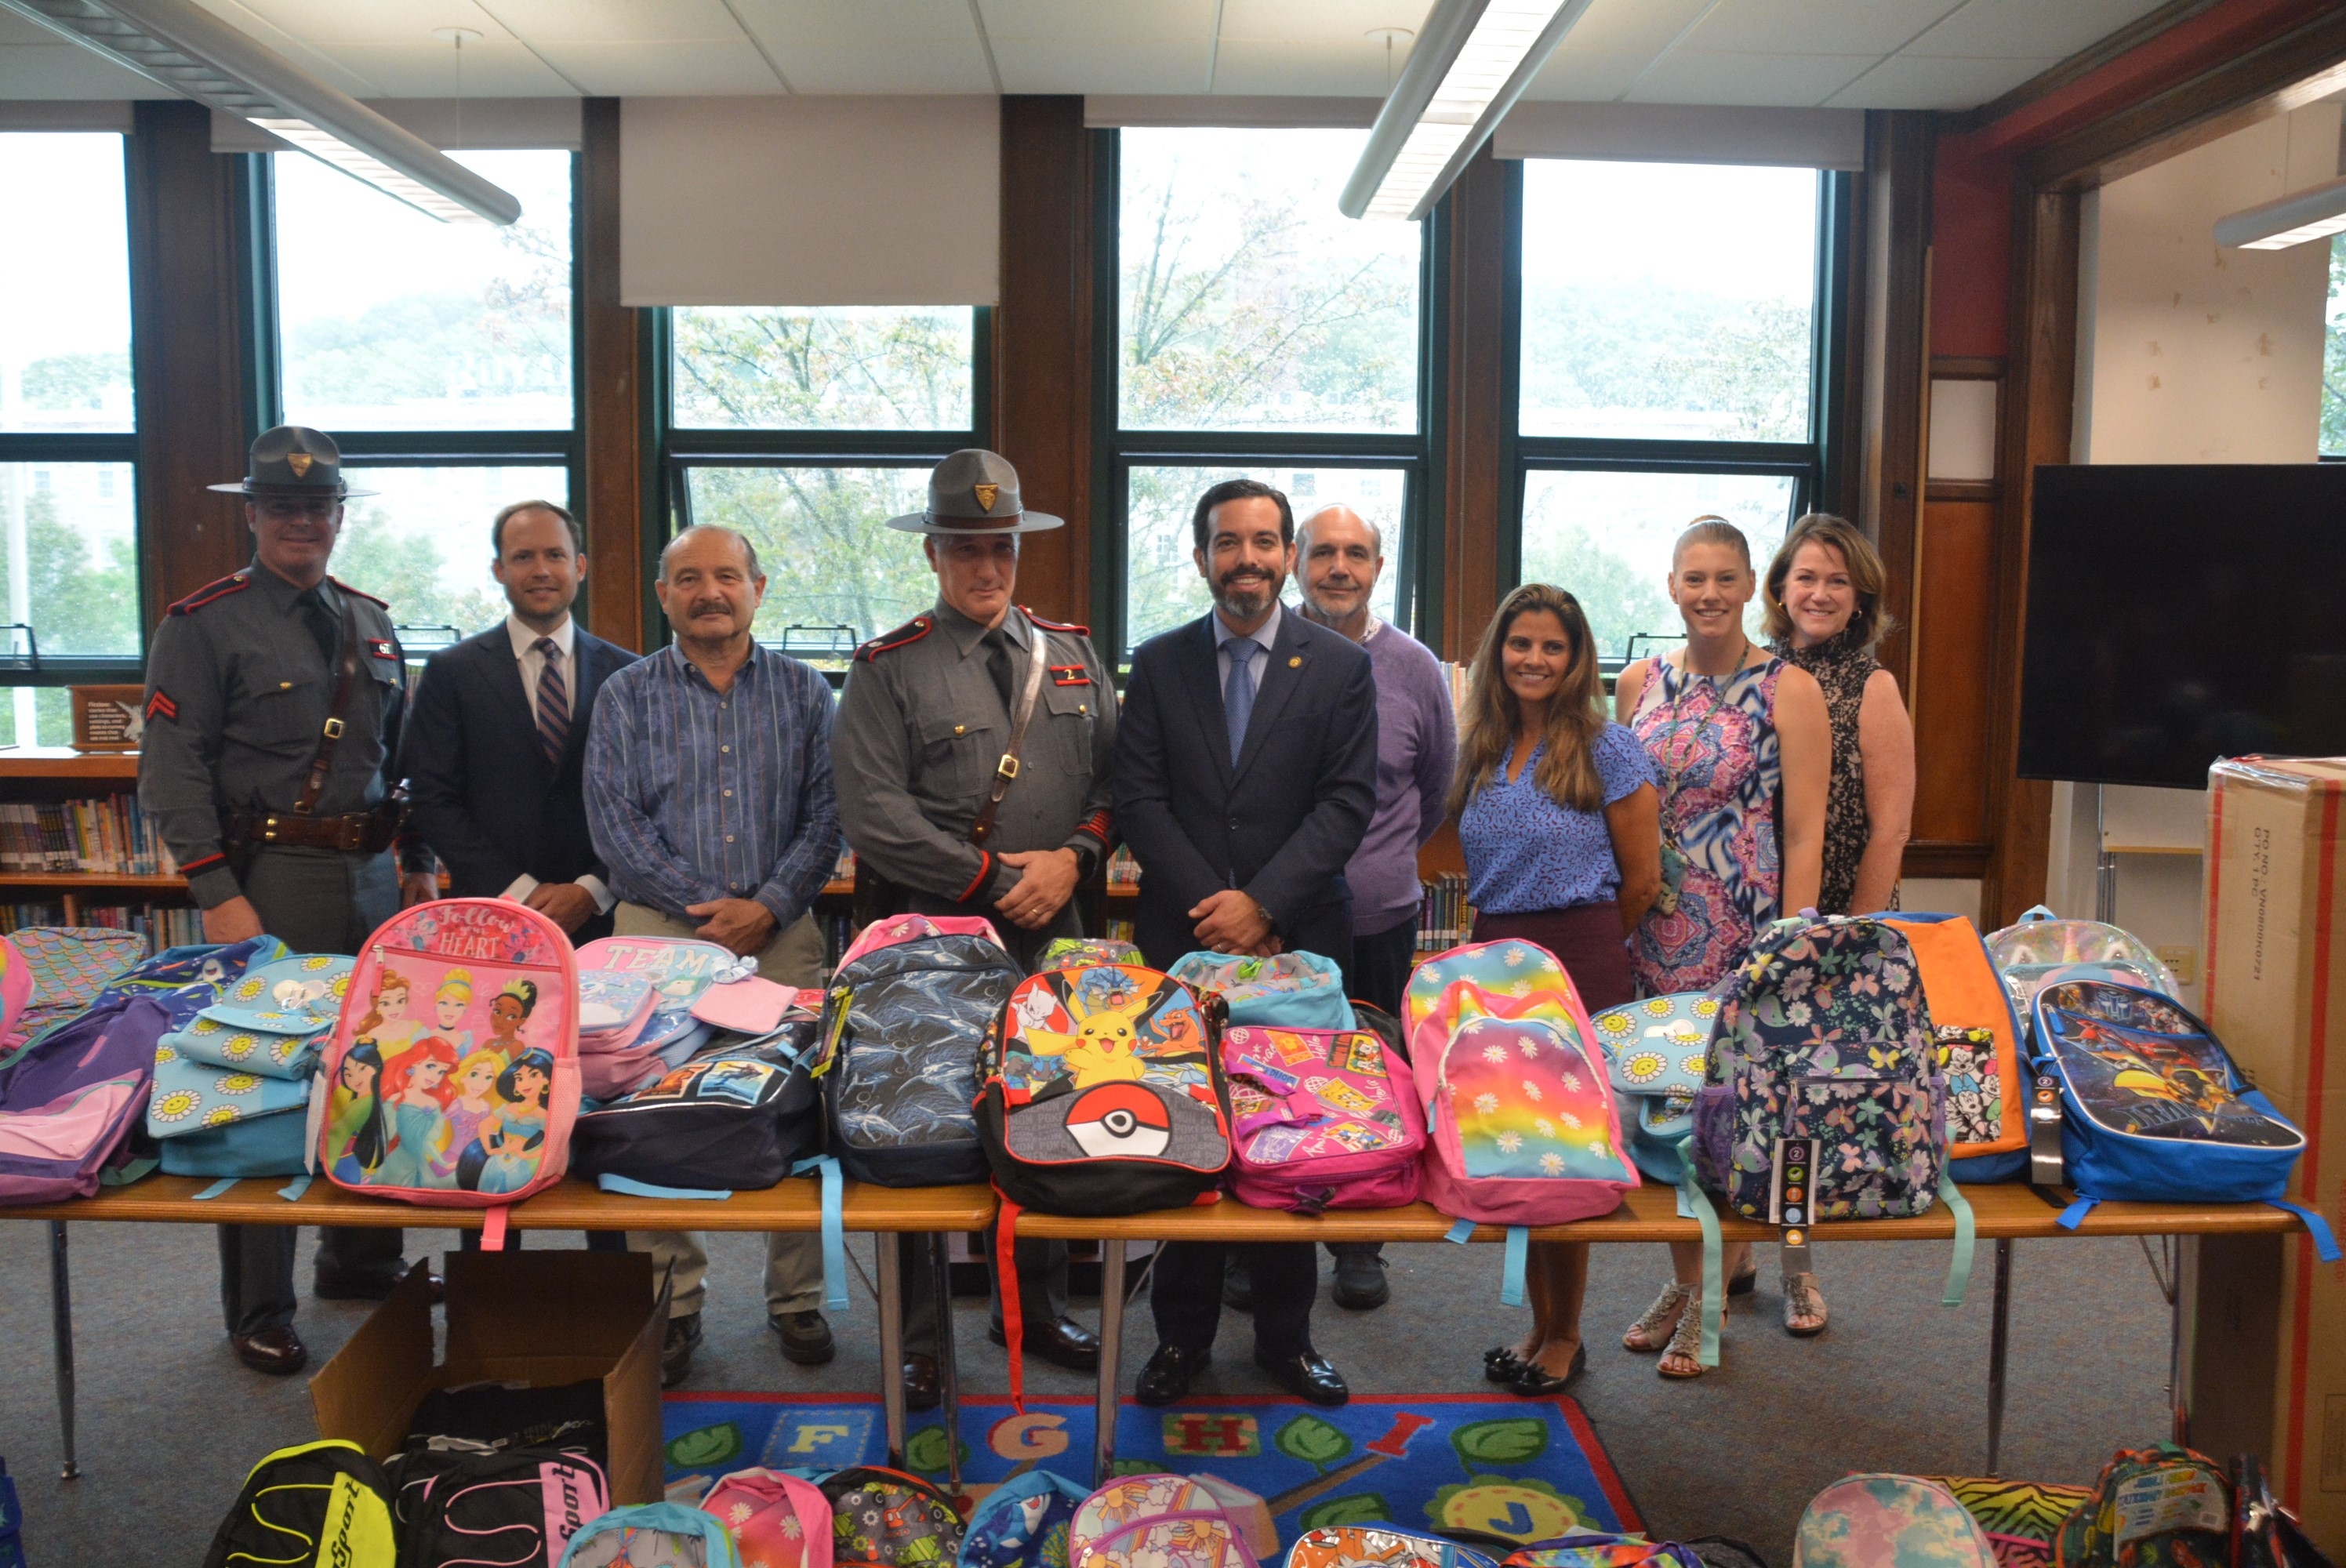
xmin=403 ymin=499 xmax=636 ymax=942
xmin=1113 ymin=477 xmax=1378 ymax=1407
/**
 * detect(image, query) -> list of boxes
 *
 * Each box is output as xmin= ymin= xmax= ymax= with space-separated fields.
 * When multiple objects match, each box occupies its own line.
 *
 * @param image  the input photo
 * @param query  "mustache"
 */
xmin=686 ymin=598 xmax=735 ymax=617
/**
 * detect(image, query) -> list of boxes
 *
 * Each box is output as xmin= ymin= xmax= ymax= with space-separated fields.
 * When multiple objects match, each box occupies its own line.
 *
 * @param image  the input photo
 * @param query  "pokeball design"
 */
xmin=1066 ymin=1082 xmax=1172 ymax=1158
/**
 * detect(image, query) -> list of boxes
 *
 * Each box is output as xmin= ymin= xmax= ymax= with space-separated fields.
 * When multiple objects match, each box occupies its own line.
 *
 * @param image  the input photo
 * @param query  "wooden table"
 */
xmin=1015 ymin=1184 xmax=2311 ymax=1483
xmin=2 ymin=1176 xmax=997 ymax=1483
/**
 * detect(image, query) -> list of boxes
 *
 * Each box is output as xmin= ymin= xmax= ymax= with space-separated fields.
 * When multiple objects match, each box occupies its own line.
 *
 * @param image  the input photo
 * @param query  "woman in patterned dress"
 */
xmin=1614 ymin=517 xmax=1831 ymax=1377
xmin=1452 ymin=583 xmax=1661 ymax=1394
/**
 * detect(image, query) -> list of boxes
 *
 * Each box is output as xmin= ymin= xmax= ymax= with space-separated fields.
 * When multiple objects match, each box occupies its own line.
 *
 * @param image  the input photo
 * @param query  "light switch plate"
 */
xmin=2158 ymin=946 xmax=2199 ymax=986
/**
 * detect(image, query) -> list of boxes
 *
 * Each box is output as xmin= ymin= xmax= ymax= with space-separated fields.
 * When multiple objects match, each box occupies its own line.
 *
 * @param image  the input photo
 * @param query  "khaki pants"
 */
xmin=618 ymin=902 xmax=827 ymax=1319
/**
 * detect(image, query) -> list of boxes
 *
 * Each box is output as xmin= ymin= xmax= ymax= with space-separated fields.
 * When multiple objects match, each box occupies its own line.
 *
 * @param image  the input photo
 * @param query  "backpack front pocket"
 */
xmin=1792 ymin=1068 xmax=1940 ymax=1218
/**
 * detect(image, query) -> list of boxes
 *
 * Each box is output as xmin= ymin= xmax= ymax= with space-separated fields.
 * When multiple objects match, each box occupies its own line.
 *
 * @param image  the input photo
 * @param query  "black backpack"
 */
xmin=818 ymin=933 xmax=1019 ymax=1186
xmin=202 ymin=1440 xmax=398 ymax=1568
xmin=391 ymin=1446 xmax=609 ymax=1568
xmin=572 ymin=1017 xmax=823 ymax=1192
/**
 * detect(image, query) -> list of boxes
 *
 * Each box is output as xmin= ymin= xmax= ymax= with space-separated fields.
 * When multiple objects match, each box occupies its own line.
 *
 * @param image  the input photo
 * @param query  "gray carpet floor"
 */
xmin=0 ymin=1220 xmax=2168 ymax=1566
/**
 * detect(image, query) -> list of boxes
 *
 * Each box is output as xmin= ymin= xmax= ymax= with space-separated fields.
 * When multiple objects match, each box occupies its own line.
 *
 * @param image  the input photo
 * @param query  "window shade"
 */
xmin=1494 ymin=102 xmax=1862 ymax=170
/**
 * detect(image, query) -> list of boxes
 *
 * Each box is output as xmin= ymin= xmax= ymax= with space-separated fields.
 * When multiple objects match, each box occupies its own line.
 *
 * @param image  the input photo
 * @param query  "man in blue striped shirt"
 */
xmin=585 ymin=523 xmax=844 ymax=1385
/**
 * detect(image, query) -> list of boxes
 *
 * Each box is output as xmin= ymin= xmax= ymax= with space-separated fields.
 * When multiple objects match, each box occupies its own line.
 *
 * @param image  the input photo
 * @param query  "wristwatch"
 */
xmin=1069 ymin=841 xmax=1101 ymax=881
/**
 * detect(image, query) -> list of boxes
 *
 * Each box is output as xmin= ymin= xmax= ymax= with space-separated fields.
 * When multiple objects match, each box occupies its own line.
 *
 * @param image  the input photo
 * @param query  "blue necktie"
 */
xmin=1224 ymin=639 xmax=1258 ymax=764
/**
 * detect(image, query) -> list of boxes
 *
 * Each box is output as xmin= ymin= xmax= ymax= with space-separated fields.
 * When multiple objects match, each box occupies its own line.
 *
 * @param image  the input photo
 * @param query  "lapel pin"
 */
xmin=1288 ymin=655 xmax=1302 ymax=668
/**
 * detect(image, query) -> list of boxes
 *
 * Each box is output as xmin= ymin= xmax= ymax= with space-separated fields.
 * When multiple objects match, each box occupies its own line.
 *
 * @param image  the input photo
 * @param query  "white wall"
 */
xmin=2056 ymin=101 xmax=2341 ymax=1011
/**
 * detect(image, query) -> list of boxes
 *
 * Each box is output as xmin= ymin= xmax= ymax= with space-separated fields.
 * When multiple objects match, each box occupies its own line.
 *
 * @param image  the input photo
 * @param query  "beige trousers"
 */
xmin=616 ymin=902 xmax=828 ymax=1319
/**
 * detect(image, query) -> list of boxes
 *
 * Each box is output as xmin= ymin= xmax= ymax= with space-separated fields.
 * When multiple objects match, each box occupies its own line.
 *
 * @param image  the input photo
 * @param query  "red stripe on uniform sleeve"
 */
xmin=180 ymin=852 xmax=227 ymax=874
xmin=958 ymin=851 xmax=995 ymax=903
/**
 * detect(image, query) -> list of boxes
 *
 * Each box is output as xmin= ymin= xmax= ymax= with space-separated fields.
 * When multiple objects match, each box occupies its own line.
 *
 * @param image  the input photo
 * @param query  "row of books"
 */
xmin=0 ymin=797 xmax=181 ymax=877
xmin=1415 ymin=872 xmax=1479 ymax=953
xmin=0 ymin=902 xmax=194 ymax=946
xmin=1106 ymin=846 xmax=1140 ymax=888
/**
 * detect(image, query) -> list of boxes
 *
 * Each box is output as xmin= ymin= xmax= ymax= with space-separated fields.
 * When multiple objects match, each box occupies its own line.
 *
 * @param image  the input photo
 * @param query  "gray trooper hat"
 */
xmin=206 ymin=424 xmax=376 ymax=498
xmin=884 ymin=448 xmax=1064 ymax=535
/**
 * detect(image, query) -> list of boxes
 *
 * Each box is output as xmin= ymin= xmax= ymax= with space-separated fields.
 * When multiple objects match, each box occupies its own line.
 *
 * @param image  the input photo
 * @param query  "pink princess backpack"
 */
xmin=1401 ymin=941 xmax=1637 ymax=1302
xmin=1218 ymin=1022 xmax=1424 ymax=1212
xmin=310 ymin=898 xmax=579 ymax=1245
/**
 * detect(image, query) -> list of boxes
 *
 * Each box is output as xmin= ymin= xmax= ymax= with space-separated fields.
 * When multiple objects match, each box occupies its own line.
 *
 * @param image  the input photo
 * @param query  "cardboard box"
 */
xmin=2194 ymin=757 xmax=2346 ymax=1554
xmin=310 ymin=1250 xmax=666 ymax=1505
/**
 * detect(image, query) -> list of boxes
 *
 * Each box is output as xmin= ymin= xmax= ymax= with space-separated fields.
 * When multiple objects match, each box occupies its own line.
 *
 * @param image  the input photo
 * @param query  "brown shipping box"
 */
xmin=2196 ymin=757 xmax=2346 ymax=1552
xmin=310 ymin=1250 xmax=666 ymax=1504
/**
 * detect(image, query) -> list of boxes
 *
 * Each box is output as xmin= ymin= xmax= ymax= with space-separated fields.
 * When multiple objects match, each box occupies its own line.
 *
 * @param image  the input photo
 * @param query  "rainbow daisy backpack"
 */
xmin=310 ymin=898 xmax=579 ymax=1242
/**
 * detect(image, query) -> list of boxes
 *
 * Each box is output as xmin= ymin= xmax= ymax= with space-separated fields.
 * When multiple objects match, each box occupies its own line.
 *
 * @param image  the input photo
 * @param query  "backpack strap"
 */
xmin=1502 ymin=1226 xmax=1529 ymax=1309
xmin=996 ymin=1191 xmax=1027 ymax=1412
xmin=2057 ymin=1195 xmax=2098 ymax=1230
xmin=2269 ymin=1200 xmax=2344 ymax=1262
xmin=1937 ymin=1171 xmax=1976 ymax=1306
xmin=482 ymin=1206 xmax=510 ymax=1250
xmin=277 ymin=1174 xmax=312 ymax=1202
xmin=597 ymin=1173 xmax=732 ymax=1200
xmin=191 ymin=1178 xmax=238 ymax=1200
xmin=1676 ymin=1134 xmax=1724 ymax=1368
xmin=2018 ymin=905 xmax=2057 ymax=924
xmin=790 ymin=1155 xmax=851 ymax=1312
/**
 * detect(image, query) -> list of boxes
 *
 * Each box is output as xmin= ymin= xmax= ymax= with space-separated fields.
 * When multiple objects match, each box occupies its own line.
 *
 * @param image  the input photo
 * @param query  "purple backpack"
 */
xmin=0 ymin=993 xmax=172 ymax=1203
xmin=1218 ymin=1022 xmax=1425 ymax=1212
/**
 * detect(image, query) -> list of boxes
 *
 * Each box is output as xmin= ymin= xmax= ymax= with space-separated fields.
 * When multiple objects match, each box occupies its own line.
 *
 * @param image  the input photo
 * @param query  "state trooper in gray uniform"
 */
xmin=138 ymin=426 xmax=441 ymax=1376
xmin=831 ymin=448 xmax=1115 ymax=1406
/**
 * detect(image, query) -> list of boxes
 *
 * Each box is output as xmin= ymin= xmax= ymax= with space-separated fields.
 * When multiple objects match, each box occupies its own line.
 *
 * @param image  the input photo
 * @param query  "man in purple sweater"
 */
xmin=1296 ymin=502 xmax=1457 ymax=1308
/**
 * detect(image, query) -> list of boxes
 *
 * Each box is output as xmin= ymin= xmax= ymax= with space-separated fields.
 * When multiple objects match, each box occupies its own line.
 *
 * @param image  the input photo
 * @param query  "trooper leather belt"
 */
xmin=225 ymin=808 xmax=399 ymax=855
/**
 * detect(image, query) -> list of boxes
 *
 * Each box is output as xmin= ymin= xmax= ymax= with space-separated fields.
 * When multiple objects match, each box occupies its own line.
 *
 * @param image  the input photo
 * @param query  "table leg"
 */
xmin=1985 ymin=1238 xmax=2013 ymax=1477
xmin=877 ymin=1235 xmax=906 ymax=1469
xmin=2168 ymin=1236 xmax=2192 ymax=1446
xmin=1094 ymin=1237 xmax=1126 ymax=1487
xmin=930 ymin=1232 xmax=961 ymax=1496
xmin=51 ymin=1220 xmax=78 ymax=1481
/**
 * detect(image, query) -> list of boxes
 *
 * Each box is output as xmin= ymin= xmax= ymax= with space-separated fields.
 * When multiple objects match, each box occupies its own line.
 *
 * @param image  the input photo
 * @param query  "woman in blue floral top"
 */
xmin=1453 ymin=583 xmax=1661 ymax=1395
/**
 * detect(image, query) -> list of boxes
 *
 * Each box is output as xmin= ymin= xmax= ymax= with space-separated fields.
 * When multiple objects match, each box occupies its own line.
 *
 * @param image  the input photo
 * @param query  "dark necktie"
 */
xmin=982 ymin=627 xmax=1015 ymax=713
xmin=295 ymin=588 xmax=337 ymax=666
xmin=532 ymin=637 xmax=569 ymax=767
xmin=1224 ymin=640 xmax=1259 ymax=764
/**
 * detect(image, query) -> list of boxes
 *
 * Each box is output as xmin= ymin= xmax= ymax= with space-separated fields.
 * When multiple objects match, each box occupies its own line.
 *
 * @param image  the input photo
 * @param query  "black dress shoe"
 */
xmin=902 ymin=1353 xmax=941 ymax=1412
xmin=1509 ymin=1342 xmax=1588 ymax=1396
xmin=987 ymin=1314 xmax=1102 ymax=1370
xmin=660 ymin=1313 xmax=703 ymax=1388
xmin=1255 ymin=1347 xmax=1349 ymax=1406
xmin=1135 ymin=1344 xmax=1211 ymax=1406
xmin=1331 ymin=1251 xmax=1390 ymax=1310
xmin=233 ymin=1325 xmax=309 ymax=1375
xmin=1483 ymin=1345 xmax=1527 ymax=1385
xmin=770 ymin=1309 xmax=836 ymax=1366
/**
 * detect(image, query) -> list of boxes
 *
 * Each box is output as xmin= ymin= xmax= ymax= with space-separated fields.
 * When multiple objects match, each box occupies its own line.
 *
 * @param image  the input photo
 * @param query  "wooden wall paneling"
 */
xmin=1979 ymin=184 xmax=2077 ymax=926
xmin=579 ymin=98 xmax=644 ymax=653
xmin=127 ymin=100 xmax=255 ymax=619
xmin=1440 ymin=147 xmax=1508 ymax=662
xmin=1858 ymin=111 xmax=1932 ymax=702
xmin=1908 ymin=495 xmax=1996 ymax=855
xmin=993 ymin=96 xmax=1092 ymax=625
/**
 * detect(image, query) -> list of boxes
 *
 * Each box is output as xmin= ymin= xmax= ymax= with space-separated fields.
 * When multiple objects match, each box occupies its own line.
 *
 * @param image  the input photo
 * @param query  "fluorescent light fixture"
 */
xmin=2215 ymin=175 xmax=2346 ymax=251
xmin=1342 ymin=0 xmax=1596 ymax=223
xmin=0 ymin=0 xmax=521 ymax=225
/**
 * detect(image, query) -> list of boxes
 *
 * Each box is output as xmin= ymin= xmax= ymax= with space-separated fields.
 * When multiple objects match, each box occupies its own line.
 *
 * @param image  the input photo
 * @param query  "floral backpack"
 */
xmin=1689 ymin=916 xmax=1972 ymax=1366
xmin=1401 ymin=941 xmax=1637 ymax=1304
xmin=819 ymin=1467 xmax=962 ymax=1568
xmin=310 ymin=898 xmax=579 ymax=1244
xmin=1068 ymin=1474 xmax=1258 ymax=1568
xmin=703 ymin=1467 xmax=833 ymax=1568
xmin=1792 ymin=1477 xmax=1999 ymax=1568
xmin=1220 ymin=1021 xmax=1425 ymax=1212
xmin=1589 ymin=993 xmax=1716 ymax=1185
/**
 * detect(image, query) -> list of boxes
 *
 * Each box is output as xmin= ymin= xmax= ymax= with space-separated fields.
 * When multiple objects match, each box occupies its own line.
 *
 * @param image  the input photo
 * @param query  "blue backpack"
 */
xmin=153 ymin=954 xmax=353 ymax=1180
xmin=1590 ymin=993 xmax=1715 ymax=1184
xmin=2031 ymin=977 xmax=2341 ymax=1258
xmin=957 ymin=1469 xmax=1089 ymax=1566
xmin=1169 ymin=949 xmax=1355 ymax=1029
xmin=0 ymin=1454 xmax=24 ymax=1568
xmin=555 ymin=1502 xmax=741 ymax=1568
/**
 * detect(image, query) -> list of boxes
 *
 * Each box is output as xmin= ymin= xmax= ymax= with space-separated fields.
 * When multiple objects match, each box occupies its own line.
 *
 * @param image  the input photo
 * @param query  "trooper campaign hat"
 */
xmin=884 ymin=448 xmax=1063 ymax=535
xmin=206 ymin=425 xmax=375 ymax=498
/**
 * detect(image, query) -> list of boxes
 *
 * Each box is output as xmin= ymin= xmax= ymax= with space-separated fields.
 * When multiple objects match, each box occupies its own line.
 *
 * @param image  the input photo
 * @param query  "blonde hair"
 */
xmin=1672 ymin=515 xmax=1751 ymax=569
xmin=1449 ymin=583 xmax=1611 ymax=818
xmin=1761 ymin=511 xmax=1896 ymax=647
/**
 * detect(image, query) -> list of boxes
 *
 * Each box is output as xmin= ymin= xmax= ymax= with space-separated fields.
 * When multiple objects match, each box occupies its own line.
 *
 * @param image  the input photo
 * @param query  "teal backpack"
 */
xmin=1589 ymin=993 xmax=1715 ymax=1184
xmin=957 ymin=1469 xmax=1088 ymax=1567
xmin=556 ymin=1503 xmax=742 ymax=1567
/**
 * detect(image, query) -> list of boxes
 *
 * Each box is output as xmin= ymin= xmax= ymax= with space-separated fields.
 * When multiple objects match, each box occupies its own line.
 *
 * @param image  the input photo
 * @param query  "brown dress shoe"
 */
xmin=233 ymin=1325 xmax=309 ymax=1375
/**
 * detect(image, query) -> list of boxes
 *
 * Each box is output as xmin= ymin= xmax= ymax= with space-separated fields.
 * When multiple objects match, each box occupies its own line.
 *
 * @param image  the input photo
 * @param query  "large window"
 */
xmin=1106 ymin=127 xmax=1429 ymax=659
xmin=272 ymin=148 xmax=578 ymax=643
xmin=2323 ymin=236 xmax=2346 ymax=456
xmin=0 ymin=131 xmax=140 ymax=743
xmin=663 ymin=306 xmax=985 ymax=662
xmin=1513 ymin=159 xmax=1840 ymax=662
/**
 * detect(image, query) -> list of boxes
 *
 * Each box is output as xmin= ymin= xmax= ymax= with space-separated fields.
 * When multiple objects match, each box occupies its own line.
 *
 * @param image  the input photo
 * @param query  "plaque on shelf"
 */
xmin=70 ymin=685 xmax=145 ymax=752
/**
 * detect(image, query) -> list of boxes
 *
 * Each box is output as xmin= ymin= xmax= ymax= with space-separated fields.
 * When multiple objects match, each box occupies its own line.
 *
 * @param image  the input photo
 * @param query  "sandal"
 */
xmin=1728 ymin=1258 xmax=1760 ymax=1297
xmin=1622 ymin=1282 xmax=1693 ymax=1353
xmin=1510 ymin=1342 xmax=1587 ymax=1396
xmin=1658 ymin=1293 xmax=1709 ymax=1379
xmin=1483 ymin=1346 xmax=1527 ymax=1384
xmin=1783 ymin=1272 xmax=1828 ymax=1338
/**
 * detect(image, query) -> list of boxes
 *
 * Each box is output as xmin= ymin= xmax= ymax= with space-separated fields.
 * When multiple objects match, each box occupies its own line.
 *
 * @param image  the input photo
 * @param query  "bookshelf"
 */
xmin=0 ymin=747 xmax=197 ymax=941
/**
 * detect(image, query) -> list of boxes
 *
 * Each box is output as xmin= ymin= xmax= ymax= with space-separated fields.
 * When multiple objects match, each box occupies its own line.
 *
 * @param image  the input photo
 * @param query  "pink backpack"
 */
xmin=1401 ymin=940 xmax=1637 ymax=1250
xmin=1219 ymin=1022 xmax=1424 ymax=1212
xmin=837 ymin=912 xmax=1004 ymax=970
xmin=310 ymin=898 xmax=579 ymax=1243
xmin=702 ymin=1468 xmax=833 ymax=1568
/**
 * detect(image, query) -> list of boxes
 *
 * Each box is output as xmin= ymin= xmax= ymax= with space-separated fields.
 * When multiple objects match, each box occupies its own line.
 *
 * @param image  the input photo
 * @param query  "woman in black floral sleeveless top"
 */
xmin=1749 ymin=513 xmax=1916 ymax=1341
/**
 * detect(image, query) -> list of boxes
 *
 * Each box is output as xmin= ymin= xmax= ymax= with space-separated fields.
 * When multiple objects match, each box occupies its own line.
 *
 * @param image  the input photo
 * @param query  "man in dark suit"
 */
xmin=404 ymin=499 xmax=636 ymax=942
xmin=1113 ymin=477 xmax=1378 ymax=1408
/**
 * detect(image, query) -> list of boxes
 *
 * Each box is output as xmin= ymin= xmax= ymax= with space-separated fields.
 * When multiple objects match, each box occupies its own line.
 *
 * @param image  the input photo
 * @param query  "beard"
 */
xmin=1213 ymin=567 xmax=1283 ymax=622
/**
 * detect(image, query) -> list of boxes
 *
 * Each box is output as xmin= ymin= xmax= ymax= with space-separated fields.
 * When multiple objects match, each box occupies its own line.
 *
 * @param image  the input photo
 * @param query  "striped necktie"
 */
xmin=532 ymin=637 xmax=569 ymax=767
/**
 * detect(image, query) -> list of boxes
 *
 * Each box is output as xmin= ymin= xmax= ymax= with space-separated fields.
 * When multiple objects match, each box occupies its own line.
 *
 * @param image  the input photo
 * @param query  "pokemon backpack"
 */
xmin=1220 ymin=1021 xmax=1425 ymax=1212
xmin=703 ymin=1467 xmax=833 ymax=1568
xmin=1589 ymin=993 xmax=1716 ymax=1185
xmin=310 ymin=899 xmax=579 ymax=1243
xmin=1068 ymin=1475 xmax=1258 ymax=1568
xmin=557 ymin=1503 xmax=743 ymax=1568
xmin=957 ymin=1469 xmax=1088 ymax=1568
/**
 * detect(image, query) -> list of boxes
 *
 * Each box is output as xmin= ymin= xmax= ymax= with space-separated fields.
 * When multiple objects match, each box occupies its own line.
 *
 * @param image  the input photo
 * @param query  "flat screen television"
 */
xmin=2021 ymin=463 xmax=2346 ymax=790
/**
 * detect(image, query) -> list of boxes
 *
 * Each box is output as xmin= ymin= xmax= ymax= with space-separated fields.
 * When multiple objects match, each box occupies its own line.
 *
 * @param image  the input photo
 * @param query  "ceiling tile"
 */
xmin=1625 ymin=49 xmax=1878 ymax=107
xmin=1821 ymin=49 xmax=2051 ymax=107
xmin=979 ymin=0 xmax=1216 ymax=45
xmin=0 ymin=41 xmax=179 ymax=96
xmin=1566 ymin=0 xmax=1723 ymax=56
xmin=310 ymin=41 xmax=579 ymax=96
xmin=479 ymin=0 xmax=745 ymax=45
xmin=528 ymin=39 xmax=785 ymax=93
xmin=729 ymin=0 xmax=977 ymax=46
xmin=208 ymin=0 xmax=508 ymax=46
xmin=1210 ymin=38 xmax=1403 ymax=96
xmin=1901 ymin=0 xmax=2165 ymax=59
xmin=1679 ymin=0 xmax=1963 ymax=58
xmin=990 ymin=36 xmax=1211 ymax=93
xmin=187 ymin=0 xmax=385 ymax=96
xmin=1518 ymin=46 xmax=1656 ymax=103
xmin=756 ymin=42 xmax=997 ymax=93
xmin=1216 ymin=0 xmax=1436 ymax=42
